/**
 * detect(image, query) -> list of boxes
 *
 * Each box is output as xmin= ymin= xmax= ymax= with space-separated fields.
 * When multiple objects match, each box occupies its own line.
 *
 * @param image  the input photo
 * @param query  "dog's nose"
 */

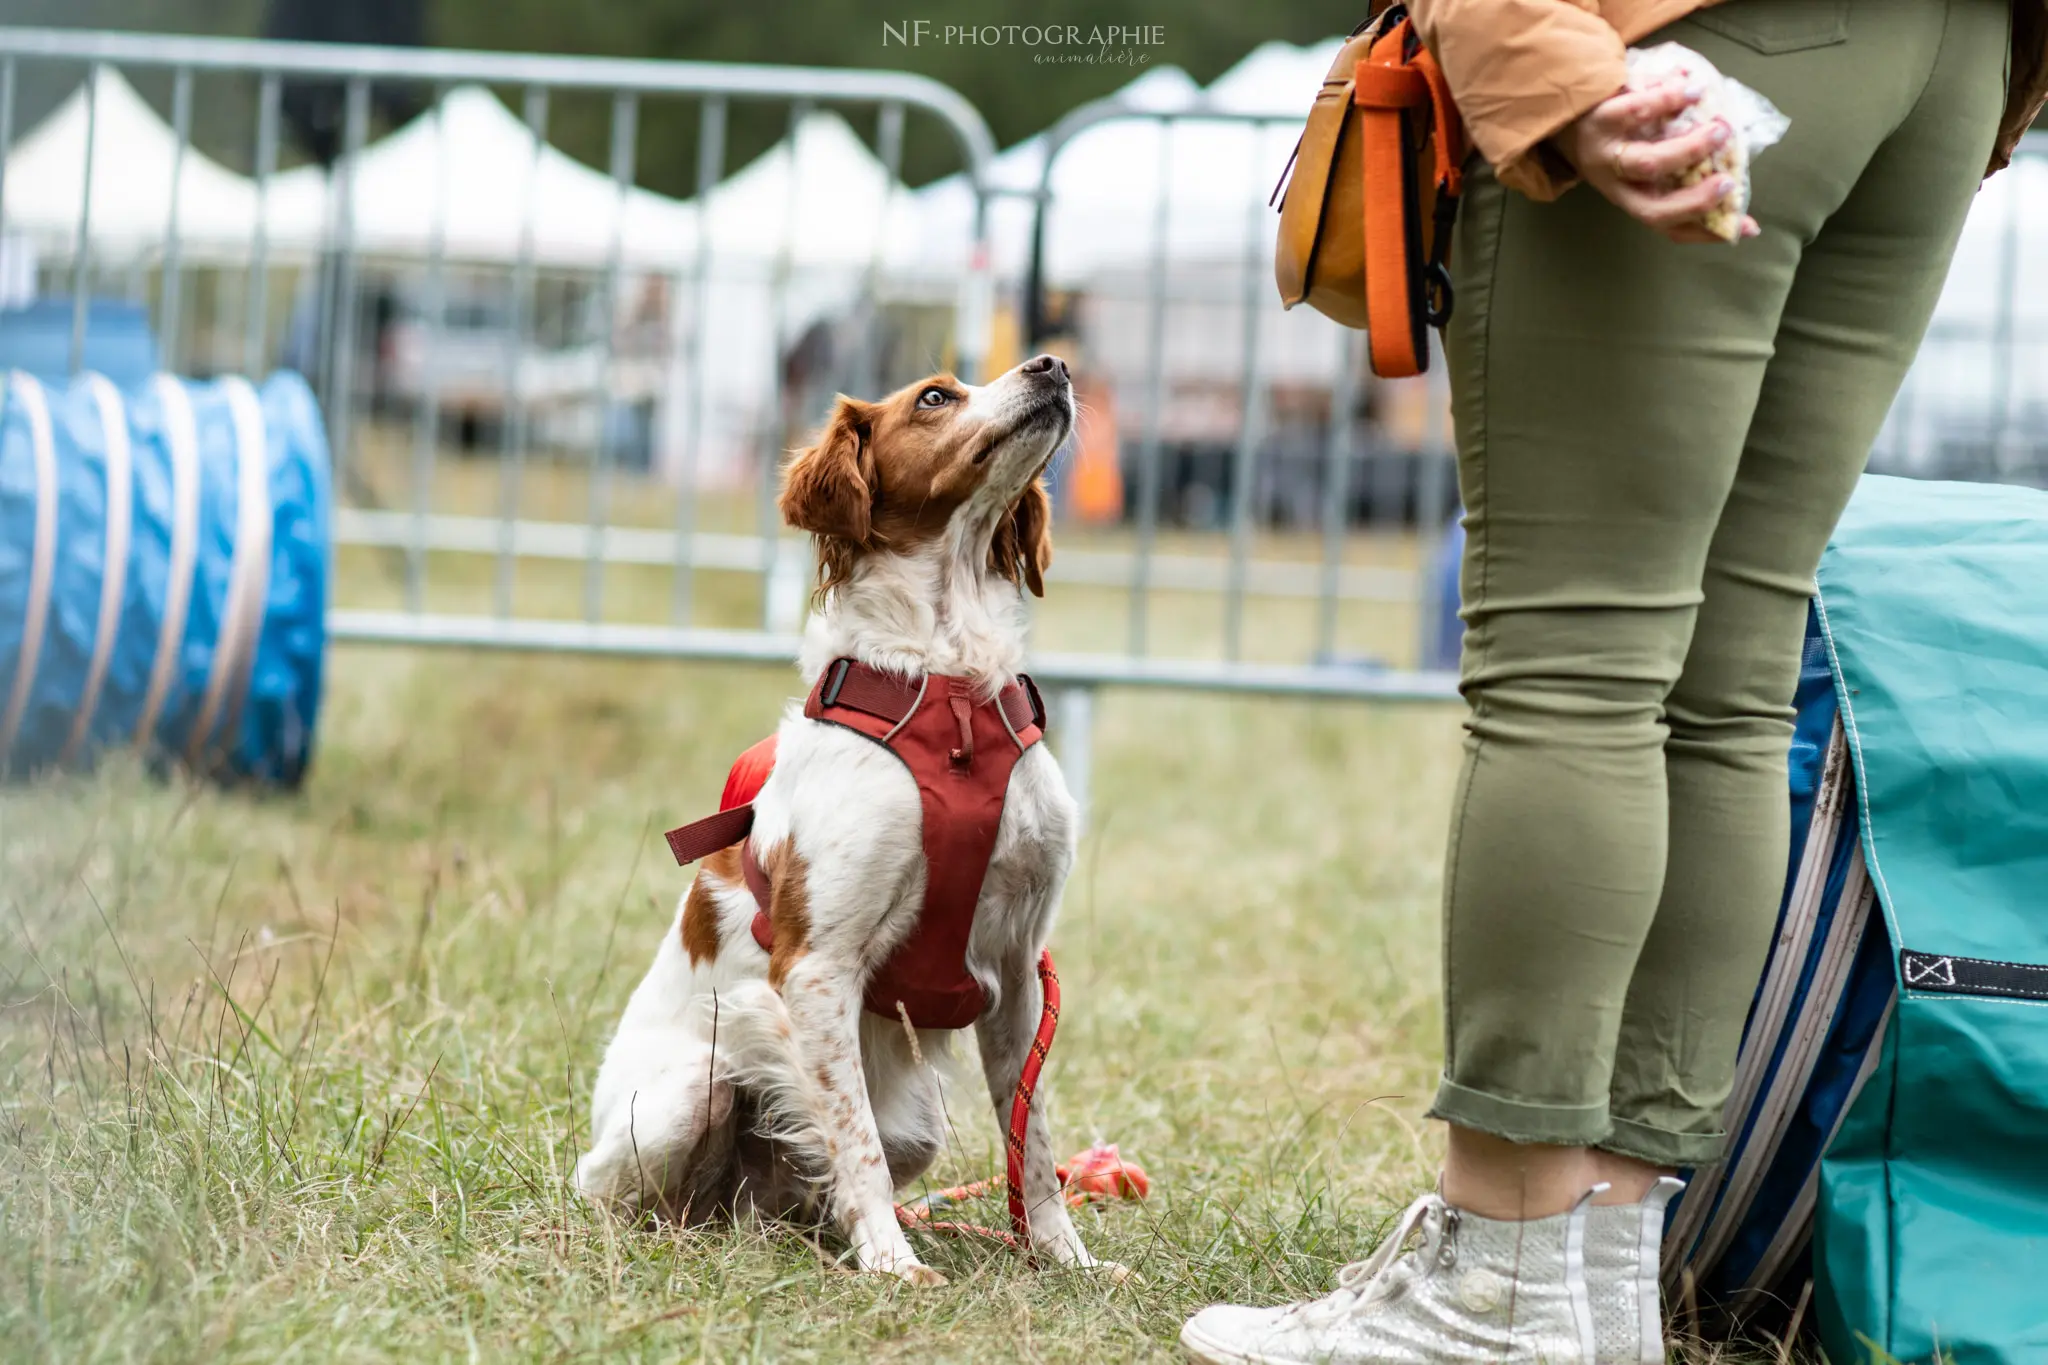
xmin=1021 ymin=353 xmax=1069 ymax=384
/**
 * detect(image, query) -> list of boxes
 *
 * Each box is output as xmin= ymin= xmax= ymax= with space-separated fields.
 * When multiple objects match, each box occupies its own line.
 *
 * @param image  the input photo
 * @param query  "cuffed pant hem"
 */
xmin=1597 ymin=1117 xmax=1727 ymax=1169
xmin=1425 ymin=1075 xmax=1611 ymax=1148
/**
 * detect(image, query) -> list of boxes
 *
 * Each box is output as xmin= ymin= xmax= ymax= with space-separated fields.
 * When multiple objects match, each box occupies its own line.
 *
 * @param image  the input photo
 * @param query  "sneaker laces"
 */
xmin=1288 ymin=1192 xmax=1449 ymax=1325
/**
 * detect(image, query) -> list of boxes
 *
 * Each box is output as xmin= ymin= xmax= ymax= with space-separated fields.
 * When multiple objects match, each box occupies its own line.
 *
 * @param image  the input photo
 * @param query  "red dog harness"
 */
xmin=663 ymin=657 xmax=1046 ymax=1031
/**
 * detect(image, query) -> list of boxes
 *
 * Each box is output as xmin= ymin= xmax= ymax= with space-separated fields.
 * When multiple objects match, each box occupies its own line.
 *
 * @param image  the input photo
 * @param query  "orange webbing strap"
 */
xmin=1412 ymin=45 xmax=1464 ymax=196
xmin=1354 ymin=25 xmax=1429 ymax=377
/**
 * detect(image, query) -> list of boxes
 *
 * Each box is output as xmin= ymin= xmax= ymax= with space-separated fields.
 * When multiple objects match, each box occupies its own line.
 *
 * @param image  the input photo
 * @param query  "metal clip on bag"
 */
xmin=1273 ymin=7 xmax=1467 ymax=378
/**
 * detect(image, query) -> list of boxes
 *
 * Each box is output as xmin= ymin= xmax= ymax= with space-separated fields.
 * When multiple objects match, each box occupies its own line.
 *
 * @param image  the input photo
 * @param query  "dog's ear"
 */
xmin=780 ymin=397 xmax=877 ymax=547
xmin=991 ymin=476 xmax=1054 ymax=597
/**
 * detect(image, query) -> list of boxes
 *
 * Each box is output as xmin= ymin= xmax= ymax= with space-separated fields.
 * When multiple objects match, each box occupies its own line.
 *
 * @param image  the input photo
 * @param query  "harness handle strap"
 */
xmin=664 ymin=804 xmax=755 ymax=866
xmin=948 ymin=693 xmax=976 ymax=766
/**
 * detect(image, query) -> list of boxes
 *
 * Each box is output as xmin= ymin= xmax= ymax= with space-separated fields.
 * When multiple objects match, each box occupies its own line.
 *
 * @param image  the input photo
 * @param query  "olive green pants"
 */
xmin=1428 ymin=0 xmax=2009 ymax=1166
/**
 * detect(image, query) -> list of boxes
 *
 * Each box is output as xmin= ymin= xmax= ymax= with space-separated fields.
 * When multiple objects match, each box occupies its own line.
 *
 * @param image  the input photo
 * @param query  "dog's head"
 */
xmin=779 ymin=354 xmax=1074 ymax=601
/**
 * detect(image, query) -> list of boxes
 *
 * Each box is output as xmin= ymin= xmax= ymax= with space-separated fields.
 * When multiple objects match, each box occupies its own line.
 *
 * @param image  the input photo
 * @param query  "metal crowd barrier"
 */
xmin=0 ymin=25 xmax=1468 ymax=814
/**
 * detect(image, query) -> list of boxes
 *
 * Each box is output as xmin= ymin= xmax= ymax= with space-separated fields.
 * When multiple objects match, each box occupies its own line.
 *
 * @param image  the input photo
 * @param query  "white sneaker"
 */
xmin=1179 ymin=1187 xmax=1607 ymax=1365
xmin=1583 ymin=1177 xmax=1686 ymax=1364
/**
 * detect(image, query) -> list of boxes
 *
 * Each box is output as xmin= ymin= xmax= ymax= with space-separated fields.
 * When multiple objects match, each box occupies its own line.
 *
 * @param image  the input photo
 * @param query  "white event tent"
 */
xmin=884 ymin=45 xmax=1343 ymax=400
xmin=0 ymin=68 xmax=265 ymax=259
xmin=262 ymin=84 xmax=700 ymax=268
xmin=258 ymin=87 xmax=927 ymax=274
xmin=888 ymin=63 xmax=1203 ymax=289
xmin=887 ymin=43 xmax=1342 ymax=289
xmin=702 ymin=106 xmax=923 ymax=269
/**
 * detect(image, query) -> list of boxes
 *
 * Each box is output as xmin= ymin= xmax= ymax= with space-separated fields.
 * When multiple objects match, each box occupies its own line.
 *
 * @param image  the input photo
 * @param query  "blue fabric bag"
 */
xmin=1668 ymin=474 xmax=2048 ymax=1363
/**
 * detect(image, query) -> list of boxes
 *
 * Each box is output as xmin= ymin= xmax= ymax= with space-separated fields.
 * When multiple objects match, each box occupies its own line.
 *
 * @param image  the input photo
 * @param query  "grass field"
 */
xmin=1 ymin=638 xmax=1483 ymax=1362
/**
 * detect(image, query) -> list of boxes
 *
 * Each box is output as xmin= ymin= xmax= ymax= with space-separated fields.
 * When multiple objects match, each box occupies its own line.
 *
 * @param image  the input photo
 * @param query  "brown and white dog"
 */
xmin=574 ymin=354 xmax=1101 ymax=1285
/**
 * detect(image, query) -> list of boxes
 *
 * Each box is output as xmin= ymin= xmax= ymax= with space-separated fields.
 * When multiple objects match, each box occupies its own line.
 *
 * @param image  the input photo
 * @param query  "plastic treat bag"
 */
xmin=1625 ymin=42 xmax=1790 ymax=242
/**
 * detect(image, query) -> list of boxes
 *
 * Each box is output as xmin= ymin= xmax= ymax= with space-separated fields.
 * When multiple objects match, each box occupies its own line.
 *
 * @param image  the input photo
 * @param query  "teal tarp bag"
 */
xmin=1663 ymin=474 xmax=2048 ymax=1358
xmin=1811 ymin=475 xmax=2048 ymax=1362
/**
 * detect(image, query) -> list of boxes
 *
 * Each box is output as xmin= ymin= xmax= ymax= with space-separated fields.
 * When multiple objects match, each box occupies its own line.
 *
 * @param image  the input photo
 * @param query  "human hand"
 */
xmin=1554 ymin=79 xmax=1761 ymax=244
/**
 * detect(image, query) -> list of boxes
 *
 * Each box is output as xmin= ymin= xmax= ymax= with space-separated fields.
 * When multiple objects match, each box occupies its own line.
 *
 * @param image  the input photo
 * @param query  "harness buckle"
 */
xmin=821 ymin=658 xmax=853 ymax=709
xmin=1021 ymin=674 xmax=1047 ymax=731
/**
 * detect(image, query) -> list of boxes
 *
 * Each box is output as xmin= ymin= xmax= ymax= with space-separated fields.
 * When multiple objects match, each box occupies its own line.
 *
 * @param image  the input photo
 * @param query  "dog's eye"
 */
xmin=917 ymin=386 xmax=953 ymax=409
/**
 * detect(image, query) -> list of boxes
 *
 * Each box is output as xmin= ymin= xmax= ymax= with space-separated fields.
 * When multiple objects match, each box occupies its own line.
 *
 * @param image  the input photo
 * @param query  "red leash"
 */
xmin=1006 ymin=950 xmax=1061 ymax=1243
xmin=893 ymin=949 xmax=1059 ymax=1253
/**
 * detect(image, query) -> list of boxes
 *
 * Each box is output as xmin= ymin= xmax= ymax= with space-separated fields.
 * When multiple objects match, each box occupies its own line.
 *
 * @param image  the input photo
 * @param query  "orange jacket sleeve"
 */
xmin=1407 ymin=0 xmax=1630 ymax=200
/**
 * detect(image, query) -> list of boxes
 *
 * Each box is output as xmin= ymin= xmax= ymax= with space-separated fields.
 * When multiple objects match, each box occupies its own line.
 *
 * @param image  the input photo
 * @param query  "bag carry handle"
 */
xmin=1353 ymin=16 xmax=1467 ymax=374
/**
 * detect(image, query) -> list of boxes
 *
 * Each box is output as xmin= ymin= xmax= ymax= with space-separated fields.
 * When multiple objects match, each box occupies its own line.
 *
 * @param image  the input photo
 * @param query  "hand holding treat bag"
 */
xmin=1625 ymin=43 xmax=1790 ymax=243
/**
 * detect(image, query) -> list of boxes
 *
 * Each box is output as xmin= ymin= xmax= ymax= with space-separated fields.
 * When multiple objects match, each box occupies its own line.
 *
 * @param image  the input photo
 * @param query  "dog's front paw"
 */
xmin=1088 ymin=1259 xmax=1135 ymax=1285
xmin=858 ymin=1230 xmax=949 ymax=1287
xmin=890 ymin=1261 xmax=949 ymax=1288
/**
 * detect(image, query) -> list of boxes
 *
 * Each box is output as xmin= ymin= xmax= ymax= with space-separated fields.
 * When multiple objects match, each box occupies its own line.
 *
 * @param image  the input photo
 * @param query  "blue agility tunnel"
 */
xmin=1669 ymin=474 xmax=2048 ymax=1363
xmin=0 ymin=370 xmax=330 ymax=784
